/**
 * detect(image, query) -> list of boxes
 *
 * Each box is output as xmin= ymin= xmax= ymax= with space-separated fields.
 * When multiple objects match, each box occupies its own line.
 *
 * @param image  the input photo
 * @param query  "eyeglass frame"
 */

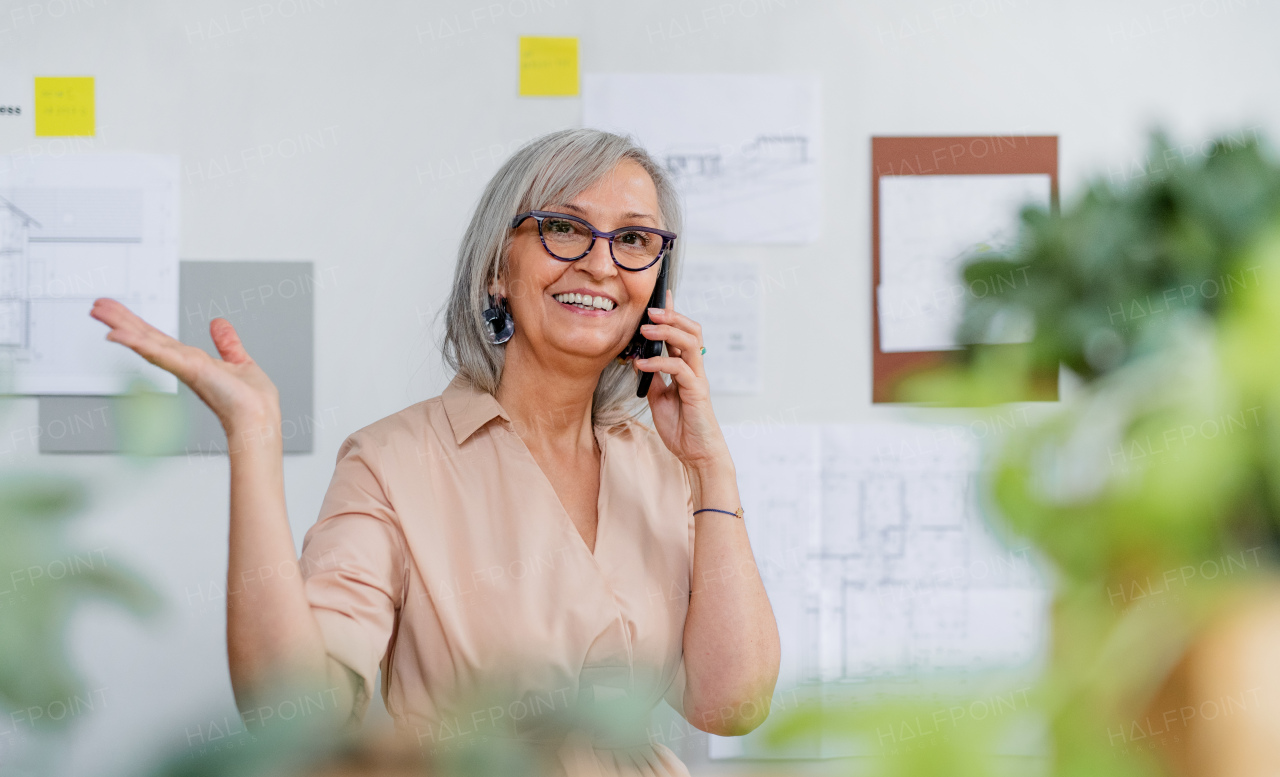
xmin=510 ymin=210 xmax=676 ymax=272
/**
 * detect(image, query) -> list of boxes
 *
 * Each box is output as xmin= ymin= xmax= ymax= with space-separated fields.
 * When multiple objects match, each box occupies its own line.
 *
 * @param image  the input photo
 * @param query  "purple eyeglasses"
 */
xmin=511 ymin=210 xmax=676 ymax=271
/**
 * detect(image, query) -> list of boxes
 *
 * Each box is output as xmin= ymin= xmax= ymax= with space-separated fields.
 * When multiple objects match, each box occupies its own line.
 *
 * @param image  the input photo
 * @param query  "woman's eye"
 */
xmin=619 ymin=231 xmax=649 ymax=245
xmin=547 ymin=220 xmax=573 ymax=233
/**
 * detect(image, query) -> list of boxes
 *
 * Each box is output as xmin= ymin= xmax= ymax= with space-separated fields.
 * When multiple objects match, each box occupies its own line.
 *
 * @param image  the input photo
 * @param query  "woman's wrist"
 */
xmin=685 ymin=454 xmax=735 ymax=483
xmin=681 ymin=439 xmax=734 ymax=476
xmin=224 ymin=413 xmax=286 ymax=455
xmin=685 ymin=455 xmax=739 ymax=515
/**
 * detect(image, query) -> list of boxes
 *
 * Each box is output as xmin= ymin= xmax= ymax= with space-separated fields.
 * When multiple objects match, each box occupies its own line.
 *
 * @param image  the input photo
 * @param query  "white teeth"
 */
xmin=554 ymin=292 xmax=613 ymax=311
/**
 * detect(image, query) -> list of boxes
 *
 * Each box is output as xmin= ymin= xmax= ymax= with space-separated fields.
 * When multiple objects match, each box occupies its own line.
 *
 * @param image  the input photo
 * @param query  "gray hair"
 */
xmin=440 ymin=128 xmax=683 ymax=428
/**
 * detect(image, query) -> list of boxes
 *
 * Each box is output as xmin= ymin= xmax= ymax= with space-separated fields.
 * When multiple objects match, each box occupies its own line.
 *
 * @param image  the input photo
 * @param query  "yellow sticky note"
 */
xmin=35 ymin=77 xmax=95 ymax=137
xmin=519 ymin=37 xmax=578 ymax=97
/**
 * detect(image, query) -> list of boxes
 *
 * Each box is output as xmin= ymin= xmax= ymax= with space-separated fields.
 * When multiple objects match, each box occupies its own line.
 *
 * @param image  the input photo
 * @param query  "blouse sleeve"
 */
xmin=300 ymin=430 xmax=407 ymax=723
xmin=662 ymin=461 xmax=698 ymax=719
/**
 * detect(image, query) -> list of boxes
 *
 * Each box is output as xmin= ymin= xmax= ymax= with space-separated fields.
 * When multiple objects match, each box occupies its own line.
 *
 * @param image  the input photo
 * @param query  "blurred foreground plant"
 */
xmin=769 ymin=130 xmax=1280 ymax=776
xmin=0 ymin=473 xmax=158 ymax=713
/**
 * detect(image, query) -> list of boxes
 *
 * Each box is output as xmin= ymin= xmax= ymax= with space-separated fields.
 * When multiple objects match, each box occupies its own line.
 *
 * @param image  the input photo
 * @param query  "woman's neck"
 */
xmin=493 ymin=337 xmax=602 ymax=453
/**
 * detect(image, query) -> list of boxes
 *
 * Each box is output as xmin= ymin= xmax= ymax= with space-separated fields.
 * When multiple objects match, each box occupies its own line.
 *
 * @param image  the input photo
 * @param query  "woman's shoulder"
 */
xmin=332 ymin=396 xmax=453 ymax=466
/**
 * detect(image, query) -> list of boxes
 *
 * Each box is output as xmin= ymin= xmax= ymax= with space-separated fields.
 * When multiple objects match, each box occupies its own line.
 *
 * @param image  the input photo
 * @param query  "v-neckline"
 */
xmin=509 ymin=422 xmax=609 ymax=561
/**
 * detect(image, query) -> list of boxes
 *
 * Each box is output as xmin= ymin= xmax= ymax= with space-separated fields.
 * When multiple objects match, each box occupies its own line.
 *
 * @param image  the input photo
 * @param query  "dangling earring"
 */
xmin=482 ymin=292 xmax=514 ymax=345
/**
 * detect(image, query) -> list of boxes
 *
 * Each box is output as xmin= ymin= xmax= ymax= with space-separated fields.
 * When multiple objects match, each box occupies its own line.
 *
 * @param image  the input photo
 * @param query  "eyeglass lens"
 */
xmin=539 ymin=216 xmax=664 ymax=268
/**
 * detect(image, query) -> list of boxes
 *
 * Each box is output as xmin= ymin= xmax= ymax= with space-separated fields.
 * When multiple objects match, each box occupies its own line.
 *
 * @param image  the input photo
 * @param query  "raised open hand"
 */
xmin=89 ymin=298 xmax=281 ymax=435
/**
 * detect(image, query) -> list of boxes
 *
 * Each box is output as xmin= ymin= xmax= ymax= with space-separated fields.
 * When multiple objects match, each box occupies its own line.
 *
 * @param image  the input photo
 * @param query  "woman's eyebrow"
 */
xmin=557 ymin=202 xmax=658 ymax=224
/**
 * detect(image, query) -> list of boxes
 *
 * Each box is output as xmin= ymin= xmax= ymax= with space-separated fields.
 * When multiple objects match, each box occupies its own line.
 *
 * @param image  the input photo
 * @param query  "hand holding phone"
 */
xmin=620 ymin=258 xmax=670 ymax=398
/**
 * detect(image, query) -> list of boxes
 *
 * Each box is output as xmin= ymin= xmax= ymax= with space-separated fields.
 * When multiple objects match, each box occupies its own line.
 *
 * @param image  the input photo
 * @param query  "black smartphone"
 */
xmin=627 ymin=258 xmax=670 ymax=398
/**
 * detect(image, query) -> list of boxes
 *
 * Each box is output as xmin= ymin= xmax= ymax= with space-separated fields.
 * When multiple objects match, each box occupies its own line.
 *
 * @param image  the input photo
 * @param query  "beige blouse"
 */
xmin=299 ymin=374 xmax=696 ymax=776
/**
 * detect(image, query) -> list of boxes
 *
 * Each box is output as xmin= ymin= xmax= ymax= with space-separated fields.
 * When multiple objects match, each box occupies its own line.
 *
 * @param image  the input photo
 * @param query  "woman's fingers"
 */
xmin=639 ymin=322 xmax=704 ymax=378
xmin=644 ymin=290 xmax=706 ymax=377
xmin=652 ymin=290 xmax=703 ymax=337
xmin=91 ymin=299 xmax=245 ymax=393
xmin=210 ymin=318 xmax=252 ymax=365
xmin=91 ymin=297 xmax=178 ymax=352
xmin=635 ymin=355 xmax=704 ymax=397
xmin=90 ymin=297 xmax=205 ymax=381
xmin=91 ymin=298 xmax=281 ymax=432
xmin=92 ymin=298 xmax=166 ymax=339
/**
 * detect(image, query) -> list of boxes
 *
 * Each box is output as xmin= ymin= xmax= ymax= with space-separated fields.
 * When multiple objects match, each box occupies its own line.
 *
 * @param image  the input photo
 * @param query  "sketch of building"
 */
xmin=583 ymin=72 xmax=822 ymax=244
xmin=0 ymin=187 xmax=144 ymax=356
xmin=0 ymin=153 xmax=180 ymax=395
xmin=663 ymin=148 xmax=722 ymax=179
xmin=0 ymin=196 xmax=39 ymax=349
xmin=743 ymin=134 xmax=808 ymax=164
xmin=659 ymin=133 xmax=818 ymax=245
xmin=663 ymin=134 xmax=810 ymax=186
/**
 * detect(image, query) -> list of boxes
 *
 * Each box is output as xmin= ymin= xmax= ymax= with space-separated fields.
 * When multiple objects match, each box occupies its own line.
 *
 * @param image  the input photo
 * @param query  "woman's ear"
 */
xmin=487 ymin=264 xmax=506 ymax=299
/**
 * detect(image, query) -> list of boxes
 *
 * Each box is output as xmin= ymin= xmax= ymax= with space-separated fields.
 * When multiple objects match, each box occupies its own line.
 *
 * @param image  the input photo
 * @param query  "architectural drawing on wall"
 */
xmin=665 ymin=136 xmax=808 ymax=183
xmin=877 ymin=173 xmax=1050 ymax=352
xmin=661 ymin=134 xmax=813 ymax=224
xmin=709 ymin=422 xmax=1050 ymax=759
xmin=675 ymin=258 xmax=761 ymax=394
xmin=664 ymin=148 xmax=721 ymax=179
xmin=0 ymin=154 xmax=179 ymax=395
xmin=817 ymin=425 xmax=1048 ymax=683
xmin=0 ymin=196 xmax=39 ymax=349
xmin=745 ymin=134 xmax=808 ymax=164
xmin=583 ymin=73 xmax=822 ymax=244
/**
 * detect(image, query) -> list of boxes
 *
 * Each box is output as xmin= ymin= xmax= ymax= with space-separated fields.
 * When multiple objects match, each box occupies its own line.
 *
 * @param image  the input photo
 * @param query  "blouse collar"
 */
xmin=441 ymin=374 xmax=634 ymax=446
xmin=441 ymin=374 xmax=510 ymax=445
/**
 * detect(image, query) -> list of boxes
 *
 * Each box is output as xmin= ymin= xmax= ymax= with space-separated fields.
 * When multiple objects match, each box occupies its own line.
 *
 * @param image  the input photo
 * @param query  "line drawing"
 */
xmin=0 ymin=154 xmax=179 ymax=394
xmin=0 ymin=196 xmax=40 ymax=350
xmin=711 ymin=423 xmax=1049 ymax=758
xmin=583 ymin=73 xmax=823 ymax=244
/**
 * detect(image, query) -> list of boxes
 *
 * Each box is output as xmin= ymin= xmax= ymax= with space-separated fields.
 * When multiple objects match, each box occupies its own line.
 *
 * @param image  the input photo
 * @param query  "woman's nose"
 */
xmin=578 ymin=236 xmax=617 ymax=278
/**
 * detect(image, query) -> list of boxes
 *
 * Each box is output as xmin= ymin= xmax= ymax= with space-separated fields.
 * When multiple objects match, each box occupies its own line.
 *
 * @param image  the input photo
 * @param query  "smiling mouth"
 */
xmin=552 ymin=292 xmax=616 ymax=312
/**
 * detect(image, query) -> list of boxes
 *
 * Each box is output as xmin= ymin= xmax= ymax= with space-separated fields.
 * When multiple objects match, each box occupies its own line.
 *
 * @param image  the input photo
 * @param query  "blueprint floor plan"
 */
xmin=710 ymin=421 xmax=1050 ymax=758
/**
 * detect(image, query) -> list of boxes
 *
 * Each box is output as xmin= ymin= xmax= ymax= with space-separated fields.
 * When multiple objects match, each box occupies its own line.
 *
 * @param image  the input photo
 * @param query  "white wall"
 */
xmin=1 ymin=0 xmax=1277 ymax=774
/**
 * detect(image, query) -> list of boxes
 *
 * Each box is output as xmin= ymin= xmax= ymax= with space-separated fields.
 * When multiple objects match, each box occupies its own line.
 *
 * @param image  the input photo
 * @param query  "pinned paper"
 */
xmin=877 ymin=173 xmax=1049 ymax=351
xmin=0 ymin=69 xmax=30 ymax=124
xmin=34 ymin=76 xmax=94 ymax=136
xmin=583 ymin=73 xmax=822 ymax=243
xmin=708 ymin=421 xmax=1050 ymax=759
xmin=518 ymin=37 xmax=578 ymax=96
xmin=676 ymin=258 xmax=761 ymax=394
xmin=0 ymin=153 xmax=180 ymax=394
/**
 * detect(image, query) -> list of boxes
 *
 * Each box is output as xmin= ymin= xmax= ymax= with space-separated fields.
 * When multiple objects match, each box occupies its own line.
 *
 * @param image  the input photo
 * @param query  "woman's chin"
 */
xmin=548 ymin=337 xmax=627 ymax=364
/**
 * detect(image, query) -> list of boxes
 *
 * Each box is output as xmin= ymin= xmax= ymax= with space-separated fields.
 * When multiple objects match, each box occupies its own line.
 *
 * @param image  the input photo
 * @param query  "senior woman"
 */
xmin=89 ymin=128 xmax=780 ymax=776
